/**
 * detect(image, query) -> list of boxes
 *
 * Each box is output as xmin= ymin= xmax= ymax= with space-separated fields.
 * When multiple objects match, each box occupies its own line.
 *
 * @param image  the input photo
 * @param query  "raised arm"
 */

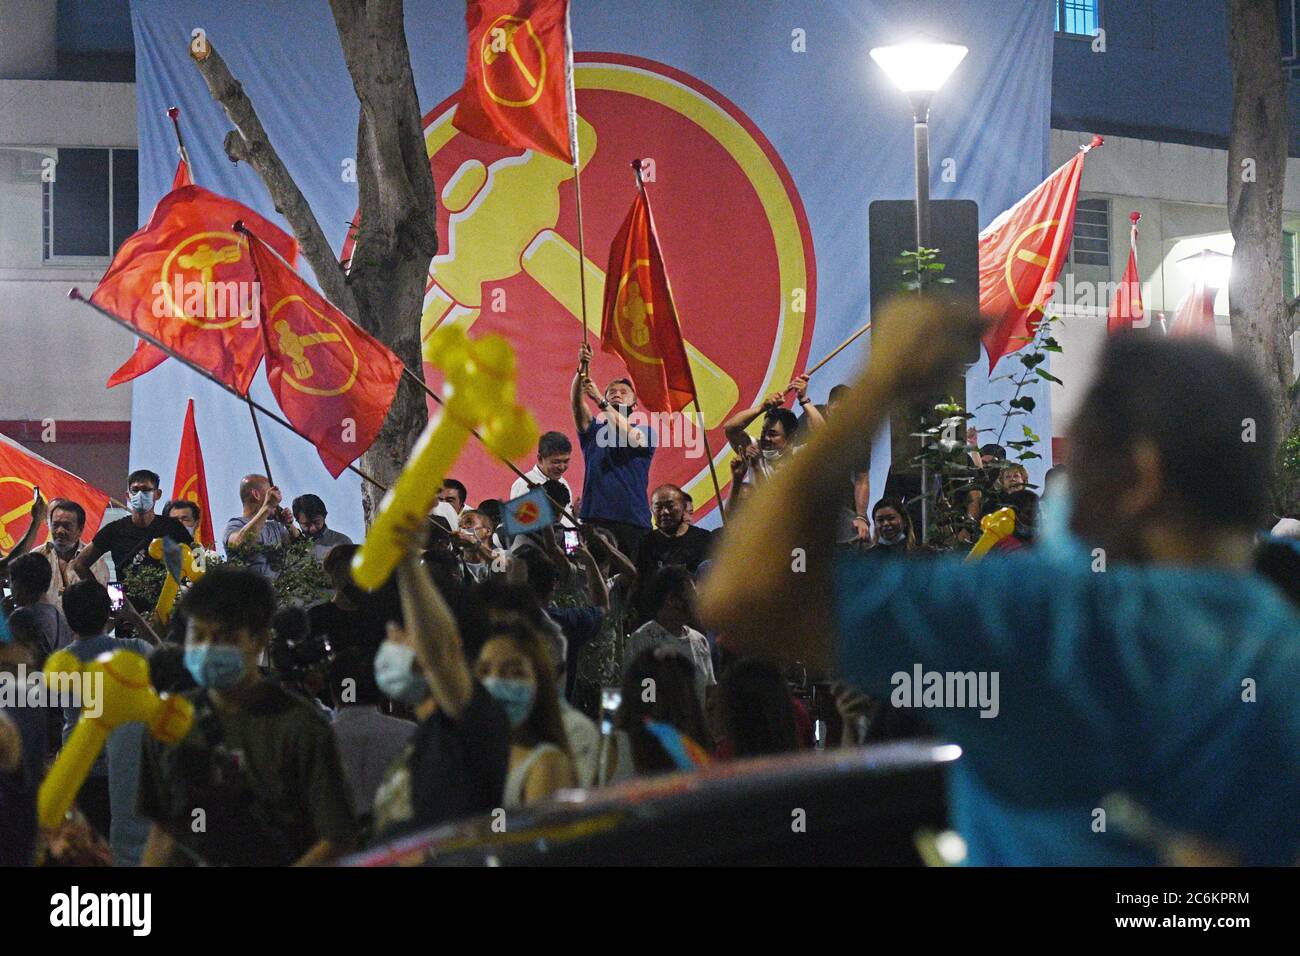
xmin=70 ymin=541 xmax=106 ymax=582
xmin=723 ymin=390 xmax=783 ymax=451
xmin=226 ymin=486 xmax=282 ymax=550
xmin=698 ymin=297 xmax=985 ymax=668
xmin=392 ymin=517 xmax=474 ymax=717
xmin=572 ymin=542 xmax=610 ymax=611
xmin=0 ymin=493 xmax=47 ymax=571
xmin=792 ymin=375 xmax=826 ymax=430
xmin=571 ymin=342 xmax=594 ymax=434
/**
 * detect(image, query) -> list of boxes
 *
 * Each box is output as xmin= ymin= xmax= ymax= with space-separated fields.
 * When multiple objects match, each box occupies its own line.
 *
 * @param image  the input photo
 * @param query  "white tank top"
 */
xmin=504 ymin=743 xmax=564 ymax=808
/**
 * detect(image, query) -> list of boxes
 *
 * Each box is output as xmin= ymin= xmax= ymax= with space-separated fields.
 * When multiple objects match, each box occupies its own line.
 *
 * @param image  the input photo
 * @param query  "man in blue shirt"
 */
xmin=572 ymin=342 xmax=655 ymax=560
xmin=701 ymin=296 xmax=1300 ymax=866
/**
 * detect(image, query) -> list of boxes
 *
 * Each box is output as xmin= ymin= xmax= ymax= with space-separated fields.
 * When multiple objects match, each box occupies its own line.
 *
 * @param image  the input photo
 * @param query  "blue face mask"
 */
xmin=128 ymin=490 xmax=154 ymax=513
xmin=185 ymin=644 xmax=247 ymax=691
xmin=373 ymin=641 xmax=429 ymax=706
xmin=482 ymin=676 xmax=536 ymax=728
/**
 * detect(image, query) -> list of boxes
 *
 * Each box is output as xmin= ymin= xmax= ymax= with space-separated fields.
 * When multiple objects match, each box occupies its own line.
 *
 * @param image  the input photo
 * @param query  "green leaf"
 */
xmin=1036 ymin=369 xmax=1063 ymax=385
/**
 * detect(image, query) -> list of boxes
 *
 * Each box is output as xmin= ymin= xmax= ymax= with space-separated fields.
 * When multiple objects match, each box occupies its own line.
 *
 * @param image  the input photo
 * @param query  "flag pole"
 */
xmin=564 ymin=3 xmax=592 ymax=360
xmin=167 ymin=106 xmax=192 ymax=179
xmin=633 ymin=159 xmax=727 ymax=526
xmin=245 ymin=399 xmax=274 ymax=486
xmin=69 ymin=288 xmax=389 ymax=494
xmin=780 ymin=319 xmax=873 ymax=393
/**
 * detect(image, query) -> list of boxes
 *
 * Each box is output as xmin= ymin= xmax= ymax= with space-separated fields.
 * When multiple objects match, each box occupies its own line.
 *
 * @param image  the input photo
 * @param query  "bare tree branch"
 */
xmin=190 ymin=40 xmax=358 ymax=318
xmin=328 ymin=0 xmax=438 ymax=285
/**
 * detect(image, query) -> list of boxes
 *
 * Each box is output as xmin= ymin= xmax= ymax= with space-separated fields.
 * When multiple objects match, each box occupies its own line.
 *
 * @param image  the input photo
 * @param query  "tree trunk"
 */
xmin=1227 ymin=0 xmax=1294 ymax=512
xmin=193 ymin=0 xmax=436 ymax=524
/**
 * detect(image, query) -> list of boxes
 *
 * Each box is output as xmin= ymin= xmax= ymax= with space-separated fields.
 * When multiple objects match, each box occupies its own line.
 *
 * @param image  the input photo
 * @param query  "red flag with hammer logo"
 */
xmin=600 ymin=181 xmax=696 ymax=414
xmin=246 ymin=233 xmax=404 ymax=478
xmin=452 ymin=0 xmax=574 ymax=162
xmin=978 ymin=136 xmax=1101 ymax=370
xmin=104 ymin=186 xmax=298 ymax=390
xmin=0 ymin=433 xmax=110 ymax=550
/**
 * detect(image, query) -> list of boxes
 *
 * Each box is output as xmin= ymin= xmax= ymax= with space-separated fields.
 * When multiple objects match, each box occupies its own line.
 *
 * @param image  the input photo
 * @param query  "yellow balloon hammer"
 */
xmin=351 ymin=325 xmax=538 ymax=591
xmin=964 ymin=507 xmax=1018 ymax=562
xmin=38 ymin=648 xmax=193 ymax=830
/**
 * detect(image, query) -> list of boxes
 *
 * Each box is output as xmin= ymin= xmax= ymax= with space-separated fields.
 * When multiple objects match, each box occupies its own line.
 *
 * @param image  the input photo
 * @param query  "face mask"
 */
xmin=482 ymin=676 xmax=536 ymax=728
xmin=185 ymin=645 xmax=247 ymax=691
xmin=760 ymin=448 xmax=782 ymax=462
xmin=128 ymin=490 xmax=154 ymax=513
xmin=878 ymin=529 xmax=904 ymax=546
xmin=373 ymin=641 xmax=429 ymax=706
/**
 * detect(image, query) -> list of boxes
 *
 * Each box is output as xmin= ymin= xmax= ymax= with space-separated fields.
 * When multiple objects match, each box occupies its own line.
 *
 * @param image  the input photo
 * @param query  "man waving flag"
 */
xmin=452 ymin=0 xmax=573 ymax=162
xmin=600 ymin=171 xmax=696 ymax=414
xmin=245 ymin=231 xmax=404 ymax=478
xmin=978 ymin=136 xmax=1102 ymax=370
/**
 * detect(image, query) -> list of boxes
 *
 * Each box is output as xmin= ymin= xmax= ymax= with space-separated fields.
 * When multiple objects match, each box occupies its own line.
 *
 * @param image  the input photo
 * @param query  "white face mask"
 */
xmin=128 ymin=490 xmax=154 ymax=513
xmin=760 ymin=448 xmax=782 ymax=462
xmin=878 ymin=529 xmax=905 ymax=546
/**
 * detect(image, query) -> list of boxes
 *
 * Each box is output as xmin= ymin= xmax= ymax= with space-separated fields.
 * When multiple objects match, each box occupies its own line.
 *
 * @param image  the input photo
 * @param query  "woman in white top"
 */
xmin=474 ymin=618 xmax=577 ymax=808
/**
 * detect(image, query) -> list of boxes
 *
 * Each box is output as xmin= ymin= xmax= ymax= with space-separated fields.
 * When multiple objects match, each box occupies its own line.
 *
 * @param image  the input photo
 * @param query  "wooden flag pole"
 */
xmin=780 ymin=319 xmax=873 ymax=394
xmin=69 ymin=288 xmax=389 ymax=494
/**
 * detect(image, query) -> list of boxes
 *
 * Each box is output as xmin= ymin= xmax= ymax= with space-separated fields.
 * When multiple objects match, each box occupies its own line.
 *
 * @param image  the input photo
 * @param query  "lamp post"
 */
xmin=871 ymin=38 xmax=967 ymax=543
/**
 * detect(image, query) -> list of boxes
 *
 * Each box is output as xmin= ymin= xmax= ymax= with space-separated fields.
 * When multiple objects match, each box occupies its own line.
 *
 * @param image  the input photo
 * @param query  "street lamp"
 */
xmin=870 ymin=39 xmax=968 ymax=250
xmin=1171 ymin=248 xmax=1231 ymax=338
xmin=1177 ymin=248 xmax=1233 ymax=290
xmin=871 ymin=38 xmax=967 ymax=543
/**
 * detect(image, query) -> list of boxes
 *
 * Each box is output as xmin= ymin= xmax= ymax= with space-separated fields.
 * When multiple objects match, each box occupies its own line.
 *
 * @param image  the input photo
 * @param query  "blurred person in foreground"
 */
xmin=701 ymin=296 xmax=1300 ymax=867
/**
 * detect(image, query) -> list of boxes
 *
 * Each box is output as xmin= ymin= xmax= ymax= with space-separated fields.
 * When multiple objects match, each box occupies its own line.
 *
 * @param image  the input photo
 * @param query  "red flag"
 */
xmin=103 ymin=186 xmax=298 ymax=389
xmin=978 ymin=136 xmax=1101 ymax=370
xmin=171 ymin=398 xmax=215 ymax=548
xmin=246 ymin=234 xmax=404 ymax=478
xmin=1170 ymin=280 xmax=1218 ymax=339
xmin=171 ymin=157 xmax=192 ymax=191
xmin=452 ymin=0 xmax=574 ymax=163
xmin=600 ymin=181 xmax=696 ymax=413
xmin=1107 ymin=211 xmax=1144 ymax=335
xmin=0 ymin=433 xmax=110 ymax=551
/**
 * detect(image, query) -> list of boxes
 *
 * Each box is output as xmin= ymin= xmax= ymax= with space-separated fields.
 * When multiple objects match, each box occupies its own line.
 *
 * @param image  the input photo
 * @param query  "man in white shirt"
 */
xmin=32 ymin=499 xmax=110 ymax=608
xmin=509 ymin=431 xmax=575 ymax=528
xmin=625 ymin=565 xmax=716 ymax=706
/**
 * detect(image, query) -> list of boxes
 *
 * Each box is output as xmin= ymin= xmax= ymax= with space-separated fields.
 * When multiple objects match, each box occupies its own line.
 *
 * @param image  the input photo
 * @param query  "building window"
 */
xmin=1285 ymin=230 xmax=1298 ymax=303
xmin=1284 ymin=0 xmax=1300 ymax=80
xmin=1055 ymin=0 xmax=1100 ymax=37
xmin=1070 ymin=197 xmax=1111 ymax=269
xmin=42 ymin=147 xmax=137 ymax=261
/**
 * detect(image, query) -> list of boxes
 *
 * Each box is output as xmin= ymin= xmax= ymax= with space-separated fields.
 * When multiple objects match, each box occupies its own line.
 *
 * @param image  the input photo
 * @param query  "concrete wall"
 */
xmin=0 ymin=77 xmax=137 ymax=490
xmin=1047 ymin=129 xmax=1300 ymax=436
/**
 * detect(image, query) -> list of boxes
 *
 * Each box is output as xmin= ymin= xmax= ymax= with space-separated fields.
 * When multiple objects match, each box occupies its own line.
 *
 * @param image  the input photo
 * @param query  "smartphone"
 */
xmin=599 ymin=686 xmax=623 ymax=736
xmin=563 ymin=529 xmax=580 ymax=554
xmin=107 ymin=581 xmax=125 ymax=613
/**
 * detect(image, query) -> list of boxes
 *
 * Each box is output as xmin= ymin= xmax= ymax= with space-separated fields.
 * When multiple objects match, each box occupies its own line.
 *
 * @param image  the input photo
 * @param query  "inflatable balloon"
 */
xmin=38 ymin=648 xmax=193 ymax=830
xmin=147 ymin=535 xmax=207 ymax=625
xmin=964 ymin=507 xmax=1017 ymax=562
xmin=351 ymin=325 xmax=537 ymax=591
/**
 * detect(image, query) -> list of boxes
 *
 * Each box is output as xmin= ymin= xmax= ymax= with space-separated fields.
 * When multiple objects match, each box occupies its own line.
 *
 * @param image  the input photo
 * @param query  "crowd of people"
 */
xmin=4 ymin=303 xmax=1300 ymax=867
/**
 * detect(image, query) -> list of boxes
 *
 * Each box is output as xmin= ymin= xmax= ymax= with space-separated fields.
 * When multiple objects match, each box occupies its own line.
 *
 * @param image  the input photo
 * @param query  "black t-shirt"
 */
xmin=634 ymin=525 xmax=714 ymax=578
xmin=92 ymin=514 xmax=193 ymax=576
xmin=372 ymin=681 xmax=511 ymax=840
xmin=136 ymin=682 xmax=356 ymax=866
